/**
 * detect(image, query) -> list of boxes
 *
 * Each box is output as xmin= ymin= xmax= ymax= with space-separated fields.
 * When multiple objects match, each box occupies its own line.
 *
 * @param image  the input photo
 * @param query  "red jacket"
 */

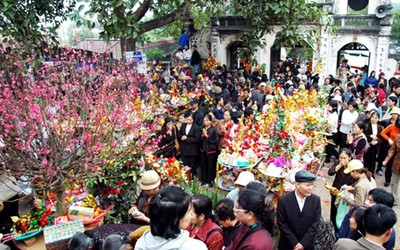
xmin=188 ymin=218 xmax=224 ymax=250
xmin=381 ymin=124 xmax=400 ymax=141
xmin=226 ymin=224 xmax=273 ymax=250
xmin=377 ymin=88 xmax=386 ymax=107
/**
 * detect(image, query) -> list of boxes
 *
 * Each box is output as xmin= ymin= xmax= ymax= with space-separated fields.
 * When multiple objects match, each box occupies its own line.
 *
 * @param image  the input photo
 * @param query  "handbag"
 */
xmin=174 ymin=126 xmax=180 ymax=151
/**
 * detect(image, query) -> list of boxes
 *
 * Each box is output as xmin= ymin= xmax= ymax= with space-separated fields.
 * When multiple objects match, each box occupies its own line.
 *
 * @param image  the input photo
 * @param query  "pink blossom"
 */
xmin=29 ymin=130 xmax=36 ymax=137
xmin=18 ymin=122 xmax=27 ymax=127
xmin=84 ymin=133 xmax=91 ymax=142
xmin=42 ymin=158 xmax=48 ymax=166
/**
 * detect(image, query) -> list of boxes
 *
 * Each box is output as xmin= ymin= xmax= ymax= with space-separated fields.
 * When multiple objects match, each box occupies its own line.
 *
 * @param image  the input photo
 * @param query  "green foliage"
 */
xmin=145 ymin=48 xmax=165 ymax=61
xmin=391 ymin=10 xmax=400 ymax=46
xmin=1 ymin=0 xmax=334 ymax=61
xmin=0 ymin=0 xmax=76 ymax=51
xmin=231 ymin=0 xmax=335 ymax=61
xmin=181 ymin=177 xmax=227 ymax=208
xmin=64 ymin=22 xmax=100 ymax=46
xmin=86 ymin=150 xmax=144 ymax=223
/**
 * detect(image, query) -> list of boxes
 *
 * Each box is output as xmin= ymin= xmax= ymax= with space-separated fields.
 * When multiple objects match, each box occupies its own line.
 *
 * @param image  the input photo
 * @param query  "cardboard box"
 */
xmin=68 ymin=205 xmax=94 ymax=221
xmin=44 ymin=221 xmax=84 ymax=250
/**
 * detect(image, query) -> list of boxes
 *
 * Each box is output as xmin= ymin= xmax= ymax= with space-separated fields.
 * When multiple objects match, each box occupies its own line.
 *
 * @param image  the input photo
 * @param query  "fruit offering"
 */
xmin=11 ymin=206 xmax=53 ymax=236
xmin=93 ymin=206 xmax=103 ymax=218
xmin=324 ymin=182 xmax=339 ymax=196
xmin=82 ymin=194 xmax=96 ymax=208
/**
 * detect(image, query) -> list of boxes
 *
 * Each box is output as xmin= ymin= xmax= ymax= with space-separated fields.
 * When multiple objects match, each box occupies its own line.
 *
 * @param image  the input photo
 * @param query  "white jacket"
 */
xmin=134 ymin=230 xmax=207 ymax=250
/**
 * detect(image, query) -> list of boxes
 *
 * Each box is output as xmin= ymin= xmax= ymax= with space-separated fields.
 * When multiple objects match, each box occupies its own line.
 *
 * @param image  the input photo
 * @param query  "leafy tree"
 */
xmin=391 ymin=10 xmax=400 ymax=46
xmin=0 ymin=0 xmax=76 ymax=51
xmin=63 ymin=22 xmax=100 ymax=46
xmin=68 ymin=0 xmax=221 ymax=51
xmin=145 ymin=48 xmax=165 ymax=61
xmin=1 ymin=0 xmax=331 ymax=61
xmin=229 ymin=0 xmax=335 ymax=60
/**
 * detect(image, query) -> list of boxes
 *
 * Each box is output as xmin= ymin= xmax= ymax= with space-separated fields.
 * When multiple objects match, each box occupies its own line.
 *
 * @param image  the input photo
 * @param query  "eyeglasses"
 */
xmin=233 ymin=207 xmax=248 ymax=213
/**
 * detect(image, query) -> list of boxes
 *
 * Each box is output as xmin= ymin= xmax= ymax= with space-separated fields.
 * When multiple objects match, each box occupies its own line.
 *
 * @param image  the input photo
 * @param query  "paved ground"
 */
xmin=318 ymin=161 xmax=400 ymax=248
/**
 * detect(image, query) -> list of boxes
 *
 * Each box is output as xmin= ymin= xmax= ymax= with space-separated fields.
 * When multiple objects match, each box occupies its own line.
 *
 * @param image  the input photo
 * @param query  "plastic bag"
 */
xmin=336 ymin=198 xmax=349 ymax=228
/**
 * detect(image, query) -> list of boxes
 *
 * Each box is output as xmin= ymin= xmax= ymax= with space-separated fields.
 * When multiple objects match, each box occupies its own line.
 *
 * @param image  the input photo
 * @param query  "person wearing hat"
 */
xmin=262 ymin=94 xmax=274 ymax=112
xmin=365 ymin=102 xmax=378 ymax=113
xmin=342 ymin=160 xmax=376 ymax=207
xmin=226 ymin=171 xmax=254 ymax=202
xmin=128 ymin=170 xmax=161 ymax=224
xmin=277 ymin=170 xmax=321 ymax=250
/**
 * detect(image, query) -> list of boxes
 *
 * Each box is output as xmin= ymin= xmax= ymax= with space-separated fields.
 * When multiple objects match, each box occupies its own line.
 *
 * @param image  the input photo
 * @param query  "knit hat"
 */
xmin=139 ymin=170 xmax=161 ymax=190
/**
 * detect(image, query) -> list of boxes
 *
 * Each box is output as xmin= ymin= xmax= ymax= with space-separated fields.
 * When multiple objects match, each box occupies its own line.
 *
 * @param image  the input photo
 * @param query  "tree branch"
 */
xmin=139 ymin=1 xmax=190 ymax=35
xmin=133 ymin=0 xmax=152 ymax=22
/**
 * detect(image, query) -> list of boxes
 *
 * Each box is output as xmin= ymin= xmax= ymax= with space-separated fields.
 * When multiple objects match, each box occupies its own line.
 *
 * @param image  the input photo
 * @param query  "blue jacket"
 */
xmin=178 ymin=33 xmax=190 ymax=49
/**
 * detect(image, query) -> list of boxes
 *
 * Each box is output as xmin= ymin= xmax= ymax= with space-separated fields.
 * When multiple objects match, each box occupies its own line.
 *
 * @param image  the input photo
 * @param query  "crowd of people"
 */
xmin=63 ymin=51 xmax=400 ymax=250
xmin=68 ymin=169 xmax=397 ymax=250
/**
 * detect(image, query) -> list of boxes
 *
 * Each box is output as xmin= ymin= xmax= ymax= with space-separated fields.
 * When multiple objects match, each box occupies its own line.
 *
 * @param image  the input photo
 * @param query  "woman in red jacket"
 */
xmin=188 ymin=194 xmax=224 ymax=250
xmin=381 ymin=116 xmax=400 ymax=185
xmin=383 ymin=134 xmax=400 ymax=205
xmin=381 ymin=117 xmax=400 ymax=146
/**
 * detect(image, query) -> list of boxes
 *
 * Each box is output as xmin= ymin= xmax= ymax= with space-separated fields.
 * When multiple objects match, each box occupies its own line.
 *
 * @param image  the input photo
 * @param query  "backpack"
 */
xmin=314 ymin=218 xmax=336 ymax=250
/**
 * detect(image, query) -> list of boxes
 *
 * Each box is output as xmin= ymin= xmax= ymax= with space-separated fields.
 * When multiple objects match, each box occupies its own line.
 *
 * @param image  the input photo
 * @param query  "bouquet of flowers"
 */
xmin=155 ymin=157 xmax=189 ymax=185
xmin=203 ymin=56 xmax=220 ymax=71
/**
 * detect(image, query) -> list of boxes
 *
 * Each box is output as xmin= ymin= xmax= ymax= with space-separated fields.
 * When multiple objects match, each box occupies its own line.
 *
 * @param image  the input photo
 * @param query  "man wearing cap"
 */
xmin=277 ymin=170 xmax=321 ymax=250
xmin=128 ymin=170 xmax=161 ymax=224
xmin=226 ymin=171 xmax=254 ymax=201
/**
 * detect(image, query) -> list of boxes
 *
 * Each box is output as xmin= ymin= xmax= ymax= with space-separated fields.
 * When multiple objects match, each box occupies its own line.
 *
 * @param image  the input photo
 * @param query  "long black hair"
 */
xmin=237 ymin=189 xmax=275 ymax=235
xmin=191 ymin=194 xmax=213 ymax=220
xmin=149 ymin=186 xmax=191 ymax=239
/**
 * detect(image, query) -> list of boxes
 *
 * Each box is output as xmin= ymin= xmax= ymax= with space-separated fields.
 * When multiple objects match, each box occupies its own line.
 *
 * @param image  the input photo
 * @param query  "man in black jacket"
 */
xmin=277 ymin=171 xmax=321 ymax=250
xmin=191 ymin=45 xmax=201 ymax=76
xmin=178 ymin=111 xmax=201 ymax=176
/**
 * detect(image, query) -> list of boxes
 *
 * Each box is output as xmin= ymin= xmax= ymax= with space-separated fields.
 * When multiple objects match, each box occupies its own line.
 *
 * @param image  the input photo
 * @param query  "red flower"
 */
xmin=117 ymin=180 xmax=124 ymax=186
xmin=279 ymin=130 xmax=289 ymax=139
xmin=125 ymin=161 xmax=131 ymax=166
xmin=114 ymin=188 xmax=121 ymax=195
